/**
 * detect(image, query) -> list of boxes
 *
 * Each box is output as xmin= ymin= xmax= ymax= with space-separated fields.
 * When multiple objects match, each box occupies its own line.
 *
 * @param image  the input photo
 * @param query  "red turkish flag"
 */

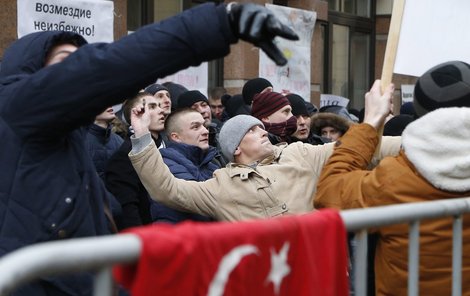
xmin=113 ymin=209 xmax=348 ymax=296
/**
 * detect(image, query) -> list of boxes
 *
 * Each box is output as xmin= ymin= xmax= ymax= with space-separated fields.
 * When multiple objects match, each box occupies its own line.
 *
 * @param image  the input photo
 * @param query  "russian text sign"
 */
xmin=18 ymin=0 xmax=114 ymax=43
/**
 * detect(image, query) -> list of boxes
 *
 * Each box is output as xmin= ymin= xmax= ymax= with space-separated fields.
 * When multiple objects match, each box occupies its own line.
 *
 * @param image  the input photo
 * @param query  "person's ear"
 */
xmin=233 ymin=146 xmax=241 ymax=157
xmin=262 ymin=117 xmax=270 ymax=122
xmin=170 ymin=132 xmax=181 ymax=142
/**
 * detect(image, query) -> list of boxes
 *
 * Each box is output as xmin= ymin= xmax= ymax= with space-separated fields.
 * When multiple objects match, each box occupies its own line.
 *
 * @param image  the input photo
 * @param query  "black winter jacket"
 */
xmin=0 ymin=3 xmax=236 ymax=295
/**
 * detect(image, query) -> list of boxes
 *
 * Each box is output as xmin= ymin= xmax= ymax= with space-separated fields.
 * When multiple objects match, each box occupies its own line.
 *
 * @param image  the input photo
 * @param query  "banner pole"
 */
xmin=375 ymin=0 xmax=405 ymax=157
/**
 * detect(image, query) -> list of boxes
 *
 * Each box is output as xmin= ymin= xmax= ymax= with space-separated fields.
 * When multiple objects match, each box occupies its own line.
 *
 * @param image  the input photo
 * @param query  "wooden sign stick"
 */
xmin=375 ymin=0 xmax=405 ymax=158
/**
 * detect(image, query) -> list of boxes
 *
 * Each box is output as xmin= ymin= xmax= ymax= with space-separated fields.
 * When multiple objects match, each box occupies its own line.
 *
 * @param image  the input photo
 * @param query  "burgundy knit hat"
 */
xmin=251 ymin=92 xmax=290 ymax=120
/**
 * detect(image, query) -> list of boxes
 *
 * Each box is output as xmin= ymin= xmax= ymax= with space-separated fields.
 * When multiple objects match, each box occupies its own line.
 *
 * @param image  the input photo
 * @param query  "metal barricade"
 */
xmin=0 ymin=197 xmax=469 ymax=296
xmin=341 ymin=196 xmax=470 ymax=296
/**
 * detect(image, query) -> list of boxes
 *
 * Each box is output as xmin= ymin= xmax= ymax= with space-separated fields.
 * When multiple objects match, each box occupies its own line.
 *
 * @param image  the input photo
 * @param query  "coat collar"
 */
xmin=226 ymin=143 xmax=288 ymax=178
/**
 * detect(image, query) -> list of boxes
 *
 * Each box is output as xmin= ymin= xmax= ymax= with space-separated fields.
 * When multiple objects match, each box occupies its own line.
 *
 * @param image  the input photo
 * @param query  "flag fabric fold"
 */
xmin=113 ymin=209 xmax=348 ymax=296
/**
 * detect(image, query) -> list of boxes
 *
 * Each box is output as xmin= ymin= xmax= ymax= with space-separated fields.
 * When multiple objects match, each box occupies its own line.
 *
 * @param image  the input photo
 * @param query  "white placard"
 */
xmin=395 ymin=0 xmax=470 ymax=77
xmin=259 ymin=4 xmax=316 ymax=101
xmin=157 ymin=63 xmax=209 ymax=98
xmin=401 ymin=84 xmax=414 ymax=104
xmin=320 ymin=94 xmax=349 ymax=108
xmin=17 ymin=0 xmax=114 ymax=43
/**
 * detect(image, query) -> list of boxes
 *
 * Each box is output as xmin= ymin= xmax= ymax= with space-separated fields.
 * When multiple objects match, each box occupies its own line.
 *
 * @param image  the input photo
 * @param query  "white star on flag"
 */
xmin=266 ymin=241 xmax=291 ymax=295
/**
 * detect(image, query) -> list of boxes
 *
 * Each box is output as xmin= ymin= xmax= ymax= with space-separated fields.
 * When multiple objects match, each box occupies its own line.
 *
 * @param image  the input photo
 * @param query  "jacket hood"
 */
xmin=402 ymin=107 xmax=470 ymax=192
xmin=310 ymin=112 xmax=352 ymax=135
xmin=0 ymin=31 xmax=87 ymax=81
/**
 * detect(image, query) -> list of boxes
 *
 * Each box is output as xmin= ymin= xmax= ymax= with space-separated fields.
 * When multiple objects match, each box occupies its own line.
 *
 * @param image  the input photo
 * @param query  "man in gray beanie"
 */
xmin=126 ymin=81 xmax=401 ymax=222
xmin=218 ymin=115 xmax=265 ymax=162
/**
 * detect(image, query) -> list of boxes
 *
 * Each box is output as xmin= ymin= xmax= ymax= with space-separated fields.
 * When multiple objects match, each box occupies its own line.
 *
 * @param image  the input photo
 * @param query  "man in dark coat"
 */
xmin=86 ymin=107 xmax=124 ymax=179
xmin=0 ymin=2 xmax=298 ymax=295
xmin=105 ymin=92 xmax=169 ymax=230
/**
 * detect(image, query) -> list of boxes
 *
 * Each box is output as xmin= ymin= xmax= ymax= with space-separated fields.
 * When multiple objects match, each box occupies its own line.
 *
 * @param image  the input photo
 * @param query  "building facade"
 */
xmin=0 ymin=0 xmax=416 ymax=112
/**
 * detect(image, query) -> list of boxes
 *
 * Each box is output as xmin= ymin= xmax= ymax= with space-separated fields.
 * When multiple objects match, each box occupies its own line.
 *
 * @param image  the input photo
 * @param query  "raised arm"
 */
xmin=314 ymin=80 xmax=394 ymax=209
xmin=128 ymin=102 xmax=220 ymax=219
xmin=0 ymin=3 xmax=298 ymax=140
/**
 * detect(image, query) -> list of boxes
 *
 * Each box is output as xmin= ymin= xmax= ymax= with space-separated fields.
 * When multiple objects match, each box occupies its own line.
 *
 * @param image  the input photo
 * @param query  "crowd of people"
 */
xmin=1 ymin=1 xmax=469 ymax=296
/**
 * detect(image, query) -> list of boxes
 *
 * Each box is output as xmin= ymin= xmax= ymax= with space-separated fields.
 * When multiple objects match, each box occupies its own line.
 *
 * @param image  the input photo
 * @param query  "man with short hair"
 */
xmin=127 ymin=82 xmax=401 ymax=222
xmin=208 ymin=86 xmax=226 ymax=121
xmin=105 ymin=92 xmax=167 ymax=230
xmin=152 ymin=108 xmax=220 ymax=223
xmin=177 ymin=90 xmax=222 ymax=150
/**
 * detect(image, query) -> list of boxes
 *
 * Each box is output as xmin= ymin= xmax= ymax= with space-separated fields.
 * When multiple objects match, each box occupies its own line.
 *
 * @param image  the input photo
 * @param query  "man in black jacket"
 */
xmin=105 ymin=92 xmax=168 ymax=230
xmin=0 ymin=2 xmax=298 ymax=295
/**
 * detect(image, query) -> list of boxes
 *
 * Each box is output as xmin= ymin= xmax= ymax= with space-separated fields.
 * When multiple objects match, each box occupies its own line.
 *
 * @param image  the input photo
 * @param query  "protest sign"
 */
xmin=18 ymin=0 xmax=114 ymax=43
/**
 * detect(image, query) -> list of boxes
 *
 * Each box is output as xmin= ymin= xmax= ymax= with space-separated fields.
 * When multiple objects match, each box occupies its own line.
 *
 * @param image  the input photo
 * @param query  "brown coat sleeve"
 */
xmin=314 ymin=124 xmax=379 ymax=210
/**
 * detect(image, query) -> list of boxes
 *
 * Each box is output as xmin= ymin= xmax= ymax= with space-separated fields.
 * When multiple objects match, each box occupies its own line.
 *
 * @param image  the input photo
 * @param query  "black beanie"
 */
xmin=176 ymin=90 xmax=208 ymax=109
xmin=414 ymin=61 xmax=470 ymax=117
xmin=144 ymin=83 xmax=169 ymax=95
xmin=222 ymin=94 xmax=251 ymax=118
xmin=242 ymin=78 xmax=273 ymax=105
xmin=162 ymin=82 xmax=188 ymax=111
xmin=286 ymin=93 xmax=309 ymax=116
xmin=383 ymin=114 xmax=414 ymax=136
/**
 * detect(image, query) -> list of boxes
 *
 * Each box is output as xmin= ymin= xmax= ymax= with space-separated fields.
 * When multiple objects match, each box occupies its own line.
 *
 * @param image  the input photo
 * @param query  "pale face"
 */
xmin=45 ymin=44 xmax=78 ymax=66
xmin=321 ymin=126 xmax=342 ymax=141
xmin=292 ymin=114 xmax=311 ymax=140
xmin=235 ymin=125 xmax=274 ymax=164
xmin=192 ymin=101 xmax=212 ymax=127
xmin=209 ymin=98 xmax=224 ymax=120
xmin=262 ymin=105 xmax=293 ymax=123
xmin=143 ymin=96 xmax=166 ymax=135
xmin=171 ymin=112 xmax=209 ymax=150
xmin=153 ymin=90 xmax=171 ymax=116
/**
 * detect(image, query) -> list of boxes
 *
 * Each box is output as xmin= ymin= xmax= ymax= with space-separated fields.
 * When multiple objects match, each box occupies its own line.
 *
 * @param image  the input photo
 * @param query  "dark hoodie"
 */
xmin=0 ymin=3 xmax=235 ymax=295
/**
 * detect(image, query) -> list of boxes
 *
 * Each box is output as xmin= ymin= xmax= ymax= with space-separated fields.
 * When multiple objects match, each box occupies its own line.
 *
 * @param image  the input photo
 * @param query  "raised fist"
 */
xmin=227 ymin=2 xmax=299 ymax=66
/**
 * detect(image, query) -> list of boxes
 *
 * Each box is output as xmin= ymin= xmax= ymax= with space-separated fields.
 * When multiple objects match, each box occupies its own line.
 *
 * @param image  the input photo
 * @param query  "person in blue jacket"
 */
xmin=153 ymin=108 xmax=220 ymax=223
xmin=0 ymin=2 xmax=298 ymax=295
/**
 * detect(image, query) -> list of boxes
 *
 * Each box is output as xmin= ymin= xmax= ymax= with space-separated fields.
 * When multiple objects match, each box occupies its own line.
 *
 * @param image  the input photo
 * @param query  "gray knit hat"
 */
xmin=219 ymin=115 xmax=264 ymax=162
xmin=414 ymin=61 xmax=470 ymax=117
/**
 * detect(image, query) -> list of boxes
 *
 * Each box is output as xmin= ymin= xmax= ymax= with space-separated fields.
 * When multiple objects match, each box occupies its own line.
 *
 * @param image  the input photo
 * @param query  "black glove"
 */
xmin=227 ymin=2 xmax=299 ymax=66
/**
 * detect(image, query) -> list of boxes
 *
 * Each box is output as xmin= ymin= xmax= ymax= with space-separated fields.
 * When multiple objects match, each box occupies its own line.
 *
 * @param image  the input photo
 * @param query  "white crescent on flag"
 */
xmin=207 ymin=245 xmax=259 ymax=296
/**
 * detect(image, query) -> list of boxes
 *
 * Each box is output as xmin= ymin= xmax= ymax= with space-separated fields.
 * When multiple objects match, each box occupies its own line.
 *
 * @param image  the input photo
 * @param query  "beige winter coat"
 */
xmin=129 ymin=133 xmax=401 ymax=221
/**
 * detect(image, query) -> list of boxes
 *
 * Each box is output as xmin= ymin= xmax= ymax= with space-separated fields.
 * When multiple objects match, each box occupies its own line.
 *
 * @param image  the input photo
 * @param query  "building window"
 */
xmin=327 ymin=0 xmax=374 ymax=110
xmin=126 ymin=0 xmax=223 ymax=88
xmin=328 ymin=0 xmax=371 ymax=17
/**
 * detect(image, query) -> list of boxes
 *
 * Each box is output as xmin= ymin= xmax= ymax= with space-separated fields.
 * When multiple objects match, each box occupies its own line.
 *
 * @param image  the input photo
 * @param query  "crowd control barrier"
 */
xmin=0 ymin=197 xmax=469 ymax=296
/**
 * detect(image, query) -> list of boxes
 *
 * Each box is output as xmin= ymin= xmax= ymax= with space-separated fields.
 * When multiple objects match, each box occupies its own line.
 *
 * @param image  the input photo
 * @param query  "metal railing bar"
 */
xmin=353 ymin=230 xmax=368 ymax=296
xmin=93 ymin=267 xmax=113 ymax=296
xmin=452 ymin=215 xmax=463 ymax=296
xmin=408 ymin=220 xmax=420 ymax=296
xmin=340 ymin=197 xmax=470 ymax=231
xmin=0 ymin=234 xmax=141 ymax=296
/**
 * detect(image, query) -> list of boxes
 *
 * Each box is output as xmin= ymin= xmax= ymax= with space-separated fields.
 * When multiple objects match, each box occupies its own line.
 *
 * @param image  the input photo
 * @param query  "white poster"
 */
xmin=401 ymin=84 xmax=414 ymax=104
xmin=17 ymin=0 xmax=114 ymax=43
xmin=395 ymin=0 xmax=470 ymax=77
xmin=320 ymin=94 xmax=349 ymax=108
xmin=157 ymin=63 xmax=209 ymax=98
xmin=259 ymin=4 xmax=316 ymax=101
